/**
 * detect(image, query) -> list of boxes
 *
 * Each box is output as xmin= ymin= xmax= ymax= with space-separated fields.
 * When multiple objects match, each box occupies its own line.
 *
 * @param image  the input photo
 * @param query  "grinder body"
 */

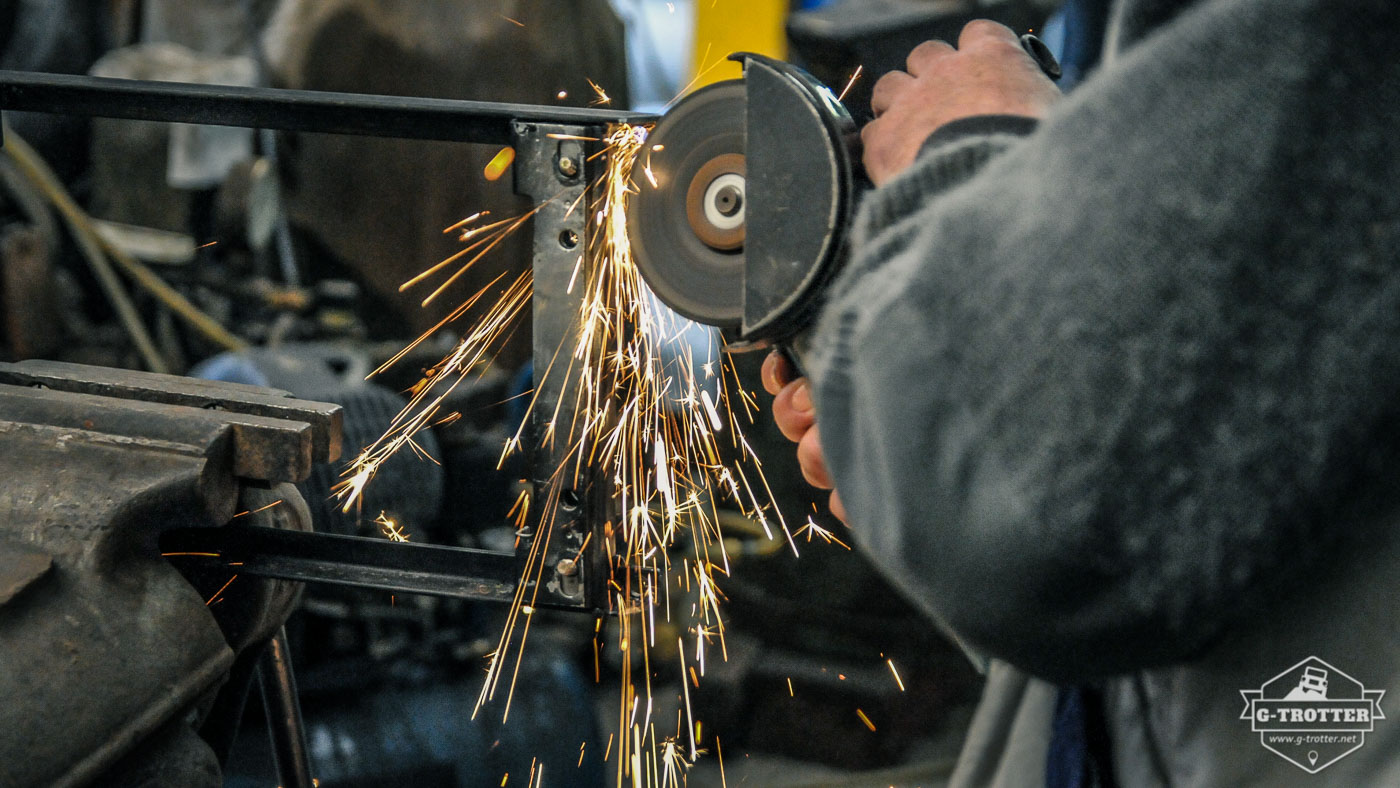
xmin=629 ymin=41 xmax=1059 ymax=358
xmin=629 ymin=53 xmax=859 ymax=354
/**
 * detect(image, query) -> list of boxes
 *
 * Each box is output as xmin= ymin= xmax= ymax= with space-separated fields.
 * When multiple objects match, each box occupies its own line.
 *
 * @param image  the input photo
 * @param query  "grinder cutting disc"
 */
xmin=629 ymin=80 xmax=747 ymax=330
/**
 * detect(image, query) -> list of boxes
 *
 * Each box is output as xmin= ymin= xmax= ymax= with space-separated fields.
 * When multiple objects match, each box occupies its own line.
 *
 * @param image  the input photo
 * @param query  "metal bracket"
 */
xmin=512 ymin=122 xmax=616 ymax=614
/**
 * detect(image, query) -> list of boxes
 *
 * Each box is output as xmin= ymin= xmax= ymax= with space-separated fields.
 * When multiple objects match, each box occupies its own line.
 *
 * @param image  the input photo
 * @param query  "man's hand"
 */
xmin=861 ymin=20 xmax=1061 ymax=186
xmin=762 ymin=352 xmax=848 ymax=525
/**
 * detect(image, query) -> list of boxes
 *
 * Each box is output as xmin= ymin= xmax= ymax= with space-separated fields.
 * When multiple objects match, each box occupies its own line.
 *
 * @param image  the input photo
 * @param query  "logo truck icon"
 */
xmin=1300 ymin=667 xmax=1329 ymax=697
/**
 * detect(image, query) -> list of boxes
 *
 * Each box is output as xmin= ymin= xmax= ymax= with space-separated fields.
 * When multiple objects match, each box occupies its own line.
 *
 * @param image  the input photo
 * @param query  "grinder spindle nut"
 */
xmin=684 ymin=153 xmax=747 ymax=250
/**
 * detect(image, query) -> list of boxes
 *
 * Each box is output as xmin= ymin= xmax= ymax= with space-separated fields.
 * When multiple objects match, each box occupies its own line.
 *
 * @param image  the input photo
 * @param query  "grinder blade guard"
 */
xmin=629 ymin=54 xmax=858 ymax=346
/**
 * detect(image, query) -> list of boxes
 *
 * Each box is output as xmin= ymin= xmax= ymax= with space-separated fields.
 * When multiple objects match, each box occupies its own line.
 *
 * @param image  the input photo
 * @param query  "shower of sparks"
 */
xmin=658 ymin=737 xmax=693 ymax=788
xmin=376 ymin=512 xmax=410 ymax=542
xmin=795 ymin=516 xmax=850 ymax=550
xmin=587 ymin=79 xmax=612 ymax=105
xmin=338 ymin=121 xmax=792 ymax=786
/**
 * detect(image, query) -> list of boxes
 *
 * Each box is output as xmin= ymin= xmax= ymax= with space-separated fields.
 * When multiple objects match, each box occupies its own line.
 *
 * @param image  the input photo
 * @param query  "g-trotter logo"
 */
xmin=1239 ymin=656 xmax=1386 ymax=773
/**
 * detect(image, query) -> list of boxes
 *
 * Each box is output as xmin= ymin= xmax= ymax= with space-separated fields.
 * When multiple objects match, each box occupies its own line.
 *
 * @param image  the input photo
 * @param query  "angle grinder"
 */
xmin=628 ymin=40 xmax=1060 ymax=361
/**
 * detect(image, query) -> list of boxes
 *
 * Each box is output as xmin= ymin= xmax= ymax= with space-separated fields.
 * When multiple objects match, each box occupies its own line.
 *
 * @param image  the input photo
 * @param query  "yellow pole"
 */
xmin=689 ymin=0 xmax=789 ymax=90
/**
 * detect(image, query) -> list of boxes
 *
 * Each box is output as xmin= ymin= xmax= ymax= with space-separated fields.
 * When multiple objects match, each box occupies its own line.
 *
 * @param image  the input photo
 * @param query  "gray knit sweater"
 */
xmin=807 ymin=0 xmax=1400 ymax=686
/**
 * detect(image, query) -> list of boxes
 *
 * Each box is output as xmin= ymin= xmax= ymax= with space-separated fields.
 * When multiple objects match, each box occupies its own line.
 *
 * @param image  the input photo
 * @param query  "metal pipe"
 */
xmin=0 ymin=70 xmax=656 ymax=145
xmin=256 ymin=628 xmax=314 ymax=788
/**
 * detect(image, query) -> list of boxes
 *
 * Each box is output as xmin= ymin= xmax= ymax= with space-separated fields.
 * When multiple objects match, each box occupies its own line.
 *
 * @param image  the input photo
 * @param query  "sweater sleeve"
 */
xmin=805 ymin=0 xmax=1400 ymax=682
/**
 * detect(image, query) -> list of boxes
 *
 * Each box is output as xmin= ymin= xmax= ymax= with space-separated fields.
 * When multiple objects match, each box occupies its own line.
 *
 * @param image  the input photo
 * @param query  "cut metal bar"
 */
xmin=0 ymin=70 xmax=656 ymax=145
xmin=167 ymin=526 xmax=534 ymax=604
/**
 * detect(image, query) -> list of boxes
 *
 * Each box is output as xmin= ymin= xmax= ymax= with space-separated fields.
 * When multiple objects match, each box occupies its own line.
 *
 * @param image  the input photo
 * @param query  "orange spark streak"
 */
xmin=838 ymin=65 xmax=864 ymax=102
xmin=856 ymin=708 xmax=877 ymax=732
xmin=205 ymin=574 xmax=238 ymax=605
xmin=887 ymin=658 xmax=906 ymax=692
xmin=231 ymin=500 xmax=282 ymax=518
xmin=443 ymin=210 xmax=489 ymax=234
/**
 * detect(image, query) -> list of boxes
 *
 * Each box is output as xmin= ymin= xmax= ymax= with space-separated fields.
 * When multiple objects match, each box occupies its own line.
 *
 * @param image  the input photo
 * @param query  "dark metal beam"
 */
xmin=0 ymin=70 xmax=656 ymax=145
xmin=166 ymin=526 xmax=523 ymax=604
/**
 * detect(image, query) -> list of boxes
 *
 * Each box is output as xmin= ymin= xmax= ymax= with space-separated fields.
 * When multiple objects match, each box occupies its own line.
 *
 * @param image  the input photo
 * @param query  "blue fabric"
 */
xmin=1042 ymin=0 xmax=1112 ymax=91
xmin=1047 ymin=686 xmax=1090 ymax=788
xmin=188 ymin=352 xmax=271 ymax=387
xmin=1047 ymin=686 xmax=1116 ymax=788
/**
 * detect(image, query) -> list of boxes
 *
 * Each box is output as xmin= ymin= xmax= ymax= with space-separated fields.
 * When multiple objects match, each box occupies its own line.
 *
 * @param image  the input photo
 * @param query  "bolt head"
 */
xmin=714 ymin=184 xmax=743 ymax=217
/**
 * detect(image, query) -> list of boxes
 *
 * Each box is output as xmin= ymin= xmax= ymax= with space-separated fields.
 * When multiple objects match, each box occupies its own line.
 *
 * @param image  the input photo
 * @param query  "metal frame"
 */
xmin=0 ymin=69 xmax=652 ymax=145
xmin=0 ymin=73 xmax=647 ymax=611
xmin=0 ymin=69 xmax=650 ymax=788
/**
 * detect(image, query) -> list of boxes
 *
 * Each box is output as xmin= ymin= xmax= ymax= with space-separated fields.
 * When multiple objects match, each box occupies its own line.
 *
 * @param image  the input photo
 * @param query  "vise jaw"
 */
xmin=0 ymin=359 xmax=340 ymax=788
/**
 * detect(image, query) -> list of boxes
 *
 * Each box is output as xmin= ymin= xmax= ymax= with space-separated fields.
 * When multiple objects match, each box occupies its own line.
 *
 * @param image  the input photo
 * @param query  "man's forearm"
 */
xmin=808 ymin=0 xmax=1400 ymax=681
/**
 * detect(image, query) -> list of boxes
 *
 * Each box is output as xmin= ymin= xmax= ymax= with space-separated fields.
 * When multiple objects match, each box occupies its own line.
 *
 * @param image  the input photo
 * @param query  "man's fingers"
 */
xmin=869 ymin=70 xmax=913 ymax=117
xmin=797 ymin=426 xmax=834 ymax=489
xmin=905 ymin=39 xmax=956 ymax=77
xmin=860 ymin=118 xmax=897 ymax=187
xmin=859 ymin=116 xmax=881 ymax=150
xmin=829 ymin=490 xmax=848 ymax=525
xmin=761 ymin=351 xmax=794 ymax=396
xmin=957 ymin=18 xmax=1019 ymax=50
xmin=772 ymin=380 xmax=814 ymax=443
